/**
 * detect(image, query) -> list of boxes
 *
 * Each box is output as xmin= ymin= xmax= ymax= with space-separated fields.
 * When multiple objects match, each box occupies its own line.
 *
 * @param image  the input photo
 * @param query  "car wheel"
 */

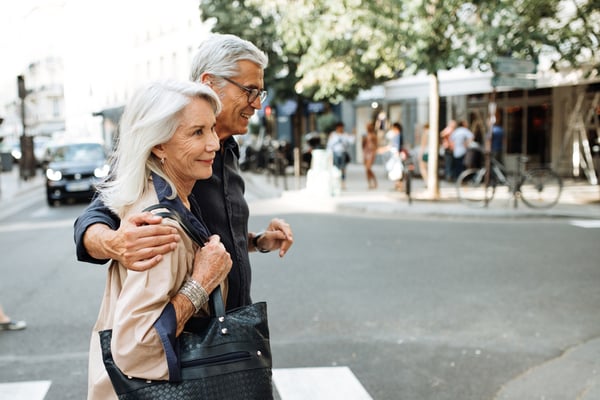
xmin=46 ymin=195 xmax=58 ymax=207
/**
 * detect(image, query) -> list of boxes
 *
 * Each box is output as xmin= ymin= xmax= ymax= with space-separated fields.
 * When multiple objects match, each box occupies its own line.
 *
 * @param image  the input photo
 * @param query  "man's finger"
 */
xmin=128 ymin=212 xmax=163 ymax=227
xmin=278 ymin=240 xmax=293 ymax=258
xmin=128 ymin=255 xmax=163 ymax=272
xmin=128 ymin=224 xmax=180 ymax=243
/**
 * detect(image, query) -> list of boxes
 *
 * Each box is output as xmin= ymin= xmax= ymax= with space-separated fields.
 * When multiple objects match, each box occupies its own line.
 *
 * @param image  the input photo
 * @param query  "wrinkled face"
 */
xmin=211 ymin=60 xmax=265 ymax=140
xmin=154 ymin=97 xmax=220 ymax=185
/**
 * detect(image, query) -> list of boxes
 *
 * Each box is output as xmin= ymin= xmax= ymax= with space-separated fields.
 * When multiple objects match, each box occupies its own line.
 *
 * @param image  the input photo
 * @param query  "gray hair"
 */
xmin=189 ymin=33 xmax=268 ymax=83
xmin=98 ymin=80 xmax=221 ymax=217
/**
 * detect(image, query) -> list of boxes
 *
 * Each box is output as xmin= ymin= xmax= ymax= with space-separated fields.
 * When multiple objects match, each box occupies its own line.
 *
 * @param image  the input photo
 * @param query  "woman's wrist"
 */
xmin=178 ymin=278 xmax=209 ymax=314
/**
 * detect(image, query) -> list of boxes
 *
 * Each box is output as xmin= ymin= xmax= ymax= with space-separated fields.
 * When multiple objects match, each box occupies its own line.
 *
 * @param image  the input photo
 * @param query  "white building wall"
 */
xmin=63 ymin=0 xmax=209 ymax=140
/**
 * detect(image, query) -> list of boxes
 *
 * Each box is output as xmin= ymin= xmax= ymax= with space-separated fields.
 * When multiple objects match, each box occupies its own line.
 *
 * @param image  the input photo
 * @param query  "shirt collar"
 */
xmin=150 ymin=172 xmax=212 ymax=241
xmin=222 ymin=136 xmax=240 ymax=158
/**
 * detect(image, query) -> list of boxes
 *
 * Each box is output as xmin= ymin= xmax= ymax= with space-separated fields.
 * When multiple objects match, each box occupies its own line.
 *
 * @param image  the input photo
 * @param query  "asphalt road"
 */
xmin=0 ymin=189 xmax=599 ymax=399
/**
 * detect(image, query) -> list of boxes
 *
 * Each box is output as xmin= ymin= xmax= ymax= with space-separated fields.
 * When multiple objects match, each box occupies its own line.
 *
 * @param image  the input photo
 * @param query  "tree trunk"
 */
xmin=426 ymin=73 xmax=440 ymax=199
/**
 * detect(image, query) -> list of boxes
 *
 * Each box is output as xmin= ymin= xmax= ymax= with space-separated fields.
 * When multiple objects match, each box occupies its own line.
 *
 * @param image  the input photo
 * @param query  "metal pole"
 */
xmin=17 ymin=75 xmax=35 ymax=181
xmin=484 ymin=89 xmax=496 ymax=207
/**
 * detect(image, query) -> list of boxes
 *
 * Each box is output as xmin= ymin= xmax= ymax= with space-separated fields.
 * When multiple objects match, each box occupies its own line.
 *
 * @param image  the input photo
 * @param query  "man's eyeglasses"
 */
xmin=218 ymin=76 xmax=267 ymax=104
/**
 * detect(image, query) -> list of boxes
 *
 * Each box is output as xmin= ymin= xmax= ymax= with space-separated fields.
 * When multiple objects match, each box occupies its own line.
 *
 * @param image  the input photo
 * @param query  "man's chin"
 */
xmin=233 ymin=123 xmax=250 ymax=136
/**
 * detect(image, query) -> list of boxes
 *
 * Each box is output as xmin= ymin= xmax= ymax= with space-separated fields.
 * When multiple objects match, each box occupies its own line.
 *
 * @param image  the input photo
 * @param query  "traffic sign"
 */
xmin=491 ymin=75 xmax=536 ymax=89
xmin=493 ymin=57 xmax=537 ymax=74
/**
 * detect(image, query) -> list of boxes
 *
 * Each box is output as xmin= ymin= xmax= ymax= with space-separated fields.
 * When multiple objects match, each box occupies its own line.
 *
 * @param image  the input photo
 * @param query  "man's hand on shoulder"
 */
xmin=84 ymin=212 xmax=180 ymax=271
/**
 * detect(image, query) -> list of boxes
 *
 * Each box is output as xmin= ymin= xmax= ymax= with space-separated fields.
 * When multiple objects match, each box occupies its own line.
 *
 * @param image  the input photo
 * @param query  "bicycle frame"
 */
xmin=488 ymin=157 xmax=508 ymax=185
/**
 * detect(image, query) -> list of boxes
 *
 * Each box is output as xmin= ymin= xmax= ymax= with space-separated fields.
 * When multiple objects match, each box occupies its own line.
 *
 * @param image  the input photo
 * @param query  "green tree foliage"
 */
xmin=541 ymin=0 xmax=600 ymax=76
xmin=197 ymin=0 xmax=295 ymax=99
xmin=199 ymin=0 xmax=599 ymax=102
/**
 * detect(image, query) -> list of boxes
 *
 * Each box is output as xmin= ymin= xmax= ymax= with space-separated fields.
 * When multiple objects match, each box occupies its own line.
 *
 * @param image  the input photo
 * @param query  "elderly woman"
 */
xmin=87 ymin=80 xmax=232 ymax=399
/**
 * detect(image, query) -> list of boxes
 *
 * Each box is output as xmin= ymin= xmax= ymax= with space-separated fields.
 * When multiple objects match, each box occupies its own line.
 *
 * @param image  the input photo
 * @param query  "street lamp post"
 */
xmin=17 ymin=75 xmax=36 ymax=181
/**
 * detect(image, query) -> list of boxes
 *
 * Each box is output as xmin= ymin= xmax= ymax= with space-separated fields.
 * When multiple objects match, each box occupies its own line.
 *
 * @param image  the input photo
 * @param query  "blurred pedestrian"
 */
xmin=418 ymin=122 xmax=430 ymax=186
xmin=326 ymin=121 xmax=355 ymax=189
xmin=0 ymin=304 xmax=26 ymax=331
xmin=449 ymin=120 xmax=474 ymax=180
xmin=490 ymin=119 xmax=504 ymax=163
xmin=440 ymin=120 xmax=457 ymax=182
xmin=379 ymin=122 xmax=404 ymax=191
xmin=361 ymin=121 xmax=378 ymax=189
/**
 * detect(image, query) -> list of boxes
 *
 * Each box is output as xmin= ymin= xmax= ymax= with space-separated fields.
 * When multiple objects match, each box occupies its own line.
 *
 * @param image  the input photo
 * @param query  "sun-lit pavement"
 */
xmin=243 ymin=162 xmax=600 ymax=220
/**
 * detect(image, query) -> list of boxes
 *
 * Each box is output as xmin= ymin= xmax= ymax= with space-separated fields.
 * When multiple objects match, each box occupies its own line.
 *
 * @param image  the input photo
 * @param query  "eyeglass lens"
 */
xmin=222 ymin=76 xmax=266 ymax=104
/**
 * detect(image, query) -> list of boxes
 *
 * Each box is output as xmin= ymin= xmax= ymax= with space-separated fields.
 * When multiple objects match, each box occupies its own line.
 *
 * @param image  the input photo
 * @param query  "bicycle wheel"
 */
xmin=456 ymin=168 xmax=495 ymax=206
xmin=519 ymin=168 xmax=562 ymax=209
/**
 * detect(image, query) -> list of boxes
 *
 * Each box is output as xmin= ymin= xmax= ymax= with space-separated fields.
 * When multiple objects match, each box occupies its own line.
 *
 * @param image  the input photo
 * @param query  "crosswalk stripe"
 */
xmin=0 ymin=367 xmax=371 ymax=399
xmin=273 ymin=366 xmax=373 ymax=400
xmin=0 ymin=380 xmax=51 ymax=400
xmin=570 ymin=219 xmax=600 ymax=228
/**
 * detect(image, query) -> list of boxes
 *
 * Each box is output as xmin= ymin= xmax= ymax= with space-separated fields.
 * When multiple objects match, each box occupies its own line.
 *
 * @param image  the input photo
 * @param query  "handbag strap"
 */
xmin=142 ymin=203 xmax=226 ymax=317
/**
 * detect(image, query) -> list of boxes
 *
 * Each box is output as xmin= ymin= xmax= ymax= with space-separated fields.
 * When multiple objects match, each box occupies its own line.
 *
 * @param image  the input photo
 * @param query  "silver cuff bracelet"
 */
xmin=179 ymin=279 xmax=209 ymax=314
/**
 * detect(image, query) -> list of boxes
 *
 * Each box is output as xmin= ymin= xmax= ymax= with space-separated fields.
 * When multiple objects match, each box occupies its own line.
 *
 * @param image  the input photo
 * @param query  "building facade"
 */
xmin=353 ymin=69 xmax=600 ymax=182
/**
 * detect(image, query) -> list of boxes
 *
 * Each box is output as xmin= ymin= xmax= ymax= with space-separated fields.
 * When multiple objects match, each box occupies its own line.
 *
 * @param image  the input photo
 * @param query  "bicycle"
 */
xmin=456 ymin=153 xmax=563 ymax=209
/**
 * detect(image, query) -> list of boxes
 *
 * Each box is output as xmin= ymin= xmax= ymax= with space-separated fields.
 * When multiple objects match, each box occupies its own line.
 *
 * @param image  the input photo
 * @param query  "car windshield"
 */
xmin=52 ymin=143 xmax=105 ymax=163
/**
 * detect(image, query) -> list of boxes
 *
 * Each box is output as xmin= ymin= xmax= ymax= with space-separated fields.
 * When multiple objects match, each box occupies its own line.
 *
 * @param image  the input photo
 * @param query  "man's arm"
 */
xmin=73 ymin=196 xmax=120 ymax=264
xmin=74 ymin=196 xmax=180 ymax=271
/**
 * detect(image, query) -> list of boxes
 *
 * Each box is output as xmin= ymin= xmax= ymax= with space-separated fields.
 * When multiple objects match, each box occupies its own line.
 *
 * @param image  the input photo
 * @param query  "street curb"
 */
xmin=493 ymin=336 xmax=600 ymax=400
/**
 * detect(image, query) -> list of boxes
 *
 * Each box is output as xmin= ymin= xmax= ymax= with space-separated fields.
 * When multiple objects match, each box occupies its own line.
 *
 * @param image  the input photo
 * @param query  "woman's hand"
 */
xmin=191 ymin=235 xmax=232 ymax=293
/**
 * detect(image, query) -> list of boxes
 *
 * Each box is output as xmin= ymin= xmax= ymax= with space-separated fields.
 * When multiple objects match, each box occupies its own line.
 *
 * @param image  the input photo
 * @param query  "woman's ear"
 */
xmin=200 ymin=72 xmax=212 ymax=86
xmin=151 ymin=144 xmax=165 ymax=161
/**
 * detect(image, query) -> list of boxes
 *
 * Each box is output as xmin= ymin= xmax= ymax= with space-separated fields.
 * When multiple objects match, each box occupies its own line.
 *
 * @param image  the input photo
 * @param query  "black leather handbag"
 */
xmin=99 ymin=204 xmax=273 ymax=400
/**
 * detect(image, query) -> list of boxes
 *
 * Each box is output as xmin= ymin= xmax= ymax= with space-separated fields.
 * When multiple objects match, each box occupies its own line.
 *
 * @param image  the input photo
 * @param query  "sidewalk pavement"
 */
xmin=244 ymin=162 xmax=600 ymax=220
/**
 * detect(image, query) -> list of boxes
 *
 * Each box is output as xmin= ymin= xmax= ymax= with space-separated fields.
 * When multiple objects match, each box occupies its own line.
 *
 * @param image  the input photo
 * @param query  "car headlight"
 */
xmin=46 ymin=168 xmax=62 ymax=181
xmin=94 ymin=164 xmax=110 ymax=178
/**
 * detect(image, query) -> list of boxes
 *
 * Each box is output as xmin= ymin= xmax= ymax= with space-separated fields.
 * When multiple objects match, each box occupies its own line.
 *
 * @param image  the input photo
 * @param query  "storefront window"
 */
xmin=527 ymin=104 xmax=551 ymax=164
xmin=506 ymin=106 xmax=523 ymax=154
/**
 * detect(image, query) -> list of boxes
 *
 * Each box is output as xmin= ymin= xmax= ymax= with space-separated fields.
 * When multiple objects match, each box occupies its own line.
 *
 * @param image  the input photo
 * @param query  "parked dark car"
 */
xmin=45 ymin=141 xmax=109 ymax=206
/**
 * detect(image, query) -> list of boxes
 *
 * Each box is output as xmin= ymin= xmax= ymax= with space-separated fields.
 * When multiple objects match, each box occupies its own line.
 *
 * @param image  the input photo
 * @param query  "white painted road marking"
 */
xmin=0 ymin=380 xmax=51 ymax=400
xmin=273 ymin=366 xmax=373 ymax=400
xmin=0 ymin=219 xmax=74 ymax=233
xmin=0 ymin=367 xmax=372 ymax=399
xmin=570 ymin=219 xmax=600 ymax=228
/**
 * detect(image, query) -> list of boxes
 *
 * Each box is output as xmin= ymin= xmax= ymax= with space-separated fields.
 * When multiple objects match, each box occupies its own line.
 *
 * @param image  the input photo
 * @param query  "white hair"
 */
xmin=98 ymin=80 xmax=221 ymax=217
xmin=189 ymin=33 xmax=268 ymax=84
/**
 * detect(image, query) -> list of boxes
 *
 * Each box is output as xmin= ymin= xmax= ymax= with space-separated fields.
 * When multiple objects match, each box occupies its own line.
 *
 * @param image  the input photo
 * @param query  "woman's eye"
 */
xmin=194 ymin=129 xmax=204 ymax=136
